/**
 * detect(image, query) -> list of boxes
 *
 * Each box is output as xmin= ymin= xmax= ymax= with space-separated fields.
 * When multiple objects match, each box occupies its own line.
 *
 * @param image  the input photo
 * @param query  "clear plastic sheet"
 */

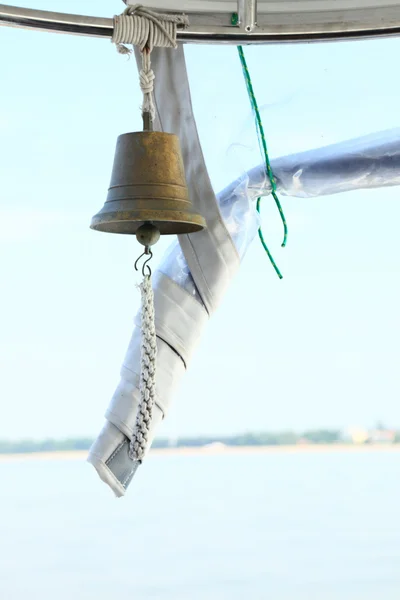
xmin=160 ymin=128 xmax=400 ymax=301
xmin=251 ymin=128 xmax=400 ymax=199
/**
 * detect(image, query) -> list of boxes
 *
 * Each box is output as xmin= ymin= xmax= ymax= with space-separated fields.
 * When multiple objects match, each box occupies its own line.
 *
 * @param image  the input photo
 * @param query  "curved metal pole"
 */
xmin=0 ymin=4 xmax=113 ymax=37
xmin=2 ymin=3 xmax=400 ymax=43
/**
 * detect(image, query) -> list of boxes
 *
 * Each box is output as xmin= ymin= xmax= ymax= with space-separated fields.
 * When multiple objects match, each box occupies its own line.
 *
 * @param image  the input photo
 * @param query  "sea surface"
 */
xmin=1 ymin=450 xmax=399 ymax=600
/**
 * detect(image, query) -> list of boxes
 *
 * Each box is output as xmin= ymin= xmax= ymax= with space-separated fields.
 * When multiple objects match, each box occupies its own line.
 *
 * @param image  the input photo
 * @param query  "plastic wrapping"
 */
xmin=161 ymin=128 xmax=400 ymax=299
xmin=254 ymin=128 xmax=400 ymax=199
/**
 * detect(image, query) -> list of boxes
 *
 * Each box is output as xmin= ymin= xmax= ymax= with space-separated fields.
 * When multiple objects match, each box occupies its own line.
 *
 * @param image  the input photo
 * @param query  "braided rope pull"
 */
xmin=129 ymin=225 xmax=160 ymax=463
xmin=129 ymin=273 xmax=157 ymax=462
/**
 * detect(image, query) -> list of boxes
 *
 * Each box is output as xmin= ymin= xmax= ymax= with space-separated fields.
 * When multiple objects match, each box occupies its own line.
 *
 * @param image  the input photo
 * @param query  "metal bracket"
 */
xmin=238 ymin=0 xmax=258 ymax=33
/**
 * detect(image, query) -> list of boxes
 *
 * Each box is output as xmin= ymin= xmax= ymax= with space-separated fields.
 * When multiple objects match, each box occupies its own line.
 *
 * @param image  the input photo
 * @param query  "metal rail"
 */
xmin=2 ymin=2 xmax=400 ymax=43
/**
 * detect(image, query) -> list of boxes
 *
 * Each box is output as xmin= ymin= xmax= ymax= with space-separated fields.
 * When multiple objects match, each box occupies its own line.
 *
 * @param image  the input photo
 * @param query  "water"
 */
xmin=1 ymin=450 xmax=399 ymax=600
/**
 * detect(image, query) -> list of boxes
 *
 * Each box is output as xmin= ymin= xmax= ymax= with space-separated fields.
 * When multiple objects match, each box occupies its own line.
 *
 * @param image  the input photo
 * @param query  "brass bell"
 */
xmin=90 ymin=131 xmax=206 ymax=236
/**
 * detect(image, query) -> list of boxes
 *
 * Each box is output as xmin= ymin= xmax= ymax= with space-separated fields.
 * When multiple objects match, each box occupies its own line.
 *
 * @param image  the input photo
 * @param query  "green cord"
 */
xmin=239 ymin=44 xmax=288 ymax=247
xmin=232 ymin=15 xmax=287 ymax=278
xmin=238 ymin=46 xmax=286 ymax=277
xmin=256 ymin=198 xmax=283 ymax=279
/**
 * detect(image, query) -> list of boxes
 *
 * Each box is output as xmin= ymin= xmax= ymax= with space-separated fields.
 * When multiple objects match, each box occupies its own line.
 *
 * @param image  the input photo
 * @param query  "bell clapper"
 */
xmin=134 ymin=222 xmax=160 ymax=277
xmin=136 ymin=222 xmax=160 ymax=248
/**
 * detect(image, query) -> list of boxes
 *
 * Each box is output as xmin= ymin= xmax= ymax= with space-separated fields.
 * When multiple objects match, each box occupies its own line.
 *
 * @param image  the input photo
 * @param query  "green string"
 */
xmin=232 ymin=15 xmax=287 ymax=279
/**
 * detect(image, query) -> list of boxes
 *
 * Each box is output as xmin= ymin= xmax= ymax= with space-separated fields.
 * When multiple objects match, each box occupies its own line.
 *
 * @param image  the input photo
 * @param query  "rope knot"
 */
xmin=113 ymin=4 xmax=188 ymax=52
xmin=139 ymin=67 xmax=155 ymax=94
xmin=113 ymin=4 xmax=189 ymax=124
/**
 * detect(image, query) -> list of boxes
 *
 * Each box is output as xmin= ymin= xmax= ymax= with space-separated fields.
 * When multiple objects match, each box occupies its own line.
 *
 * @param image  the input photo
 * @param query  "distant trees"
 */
xmin=150 ymin=430 xmax=339 ymax=448
xmin=0 ymin=438 xmax=93 ymax=454
xmin=1 ymin=429 xmax=399 ymax=454
xmin=223 ymin=431 xmax=299 ymax=446
xmin=302 ymin=430 xmax=342 ymax=444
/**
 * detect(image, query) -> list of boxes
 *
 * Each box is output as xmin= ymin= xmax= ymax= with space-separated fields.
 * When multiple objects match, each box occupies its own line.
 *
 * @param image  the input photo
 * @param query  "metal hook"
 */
xmin=134 ymin=247 xmax=153 ymax=277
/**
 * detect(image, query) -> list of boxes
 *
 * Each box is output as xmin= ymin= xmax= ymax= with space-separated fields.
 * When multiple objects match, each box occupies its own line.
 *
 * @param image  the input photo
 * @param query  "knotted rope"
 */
xmin=113 ymin=4 xmax=189 ymax=121
xmin=129 ymin=274 xmax=157 ymax=462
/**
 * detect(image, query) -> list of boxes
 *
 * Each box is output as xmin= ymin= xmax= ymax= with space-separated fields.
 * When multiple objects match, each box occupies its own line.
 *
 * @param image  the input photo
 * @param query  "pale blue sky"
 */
xmin=1 ymin=0 xmax=400 ymax=440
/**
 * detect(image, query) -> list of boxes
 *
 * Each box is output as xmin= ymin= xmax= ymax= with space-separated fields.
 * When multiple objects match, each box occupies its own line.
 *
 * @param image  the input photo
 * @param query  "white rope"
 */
xmin=113 ymin=4 xmax=189 ymax=121
xmin=129 ymin=275 xmax=157 ymax=462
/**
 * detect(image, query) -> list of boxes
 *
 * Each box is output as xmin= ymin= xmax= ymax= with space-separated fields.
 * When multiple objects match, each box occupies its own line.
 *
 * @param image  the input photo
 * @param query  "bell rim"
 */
xmin=90 ymin=210 xmax=206 ymax=235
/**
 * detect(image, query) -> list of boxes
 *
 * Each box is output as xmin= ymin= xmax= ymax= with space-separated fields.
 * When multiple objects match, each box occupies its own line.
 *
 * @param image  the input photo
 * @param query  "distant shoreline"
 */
xmin=1 ymin=443 xmax=400 ymax=463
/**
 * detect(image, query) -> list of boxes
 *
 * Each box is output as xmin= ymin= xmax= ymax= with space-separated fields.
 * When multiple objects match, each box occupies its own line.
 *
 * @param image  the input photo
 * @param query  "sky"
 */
xmin=0 ymin=0 xmax=400 ymax=440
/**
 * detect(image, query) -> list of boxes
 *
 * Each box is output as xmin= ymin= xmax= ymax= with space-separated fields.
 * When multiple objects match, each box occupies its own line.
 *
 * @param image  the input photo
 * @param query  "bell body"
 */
xmin=90 ymin=132 xmax=206 ymax=235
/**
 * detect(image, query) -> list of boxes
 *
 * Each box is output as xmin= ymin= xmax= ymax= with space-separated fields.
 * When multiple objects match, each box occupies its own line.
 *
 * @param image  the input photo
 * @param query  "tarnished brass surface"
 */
xmin=90 ymin=131 xmax=206 ymax=235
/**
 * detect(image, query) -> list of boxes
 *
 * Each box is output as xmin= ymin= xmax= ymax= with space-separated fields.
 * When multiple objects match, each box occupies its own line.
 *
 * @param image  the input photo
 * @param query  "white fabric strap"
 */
xmin=134 ymin=272 xmax=207 ymax=366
